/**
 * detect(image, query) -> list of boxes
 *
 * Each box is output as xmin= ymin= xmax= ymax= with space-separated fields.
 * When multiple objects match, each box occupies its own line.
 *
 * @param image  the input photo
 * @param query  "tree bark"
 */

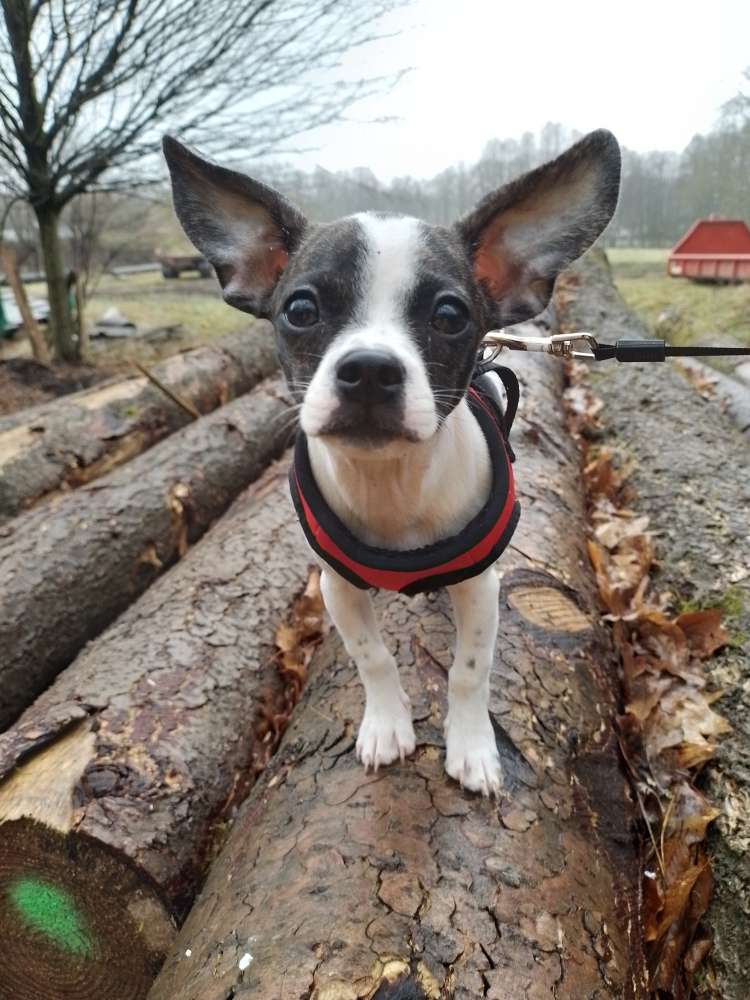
xmin=677 ymin=356 xmax=750 ymax=436
xmin=0 ymin=325 xmax=277 ymax=521
xmin=0 ymin=375 xmax=294 ymax=729
xmin=148 ymin=351 xmax=646 ymax=1000
xmin=35 ymin=203 xmax=78 ymax=361
xmin=0 ymin=459 xmax=312 ymax=1000
xmin=554 ymin=249 xmax=750 ymax=1000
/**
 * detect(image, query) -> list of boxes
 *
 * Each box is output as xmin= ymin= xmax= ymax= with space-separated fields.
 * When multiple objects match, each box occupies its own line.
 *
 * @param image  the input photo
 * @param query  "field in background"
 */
xmin=5 ymin=270 xmax=249 ymax=371
xmin=4 ymin=250 xmax=749 ymax=373
xmin=607 ymin=247 xmax=750 ymax=349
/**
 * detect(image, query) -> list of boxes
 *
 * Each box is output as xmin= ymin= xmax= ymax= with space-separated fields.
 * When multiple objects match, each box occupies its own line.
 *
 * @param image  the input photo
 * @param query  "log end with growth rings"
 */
xmin=0 ymin=723 xmax=175 ymax=1000
xmin=0 ymin=819 xmax=174 ymax=1000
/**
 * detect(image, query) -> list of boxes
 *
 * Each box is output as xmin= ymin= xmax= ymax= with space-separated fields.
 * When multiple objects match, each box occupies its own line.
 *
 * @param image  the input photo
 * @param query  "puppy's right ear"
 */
xmin=162 ymin=137 xmax=306 ymax=317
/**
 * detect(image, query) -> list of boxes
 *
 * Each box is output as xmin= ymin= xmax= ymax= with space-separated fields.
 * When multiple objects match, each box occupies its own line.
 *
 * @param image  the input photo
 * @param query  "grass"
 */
xmin=7 ymin=249 xmax=750 ymax=368
xmin=677 ymin=585 xmax=747 ymax=648
xmin=607 ymin=247 xmax=750 ymax=348
xmin=678 ymin=585 xmax=745 ymax=621
xmin=17 ymin=270 xmax=246 ymax=370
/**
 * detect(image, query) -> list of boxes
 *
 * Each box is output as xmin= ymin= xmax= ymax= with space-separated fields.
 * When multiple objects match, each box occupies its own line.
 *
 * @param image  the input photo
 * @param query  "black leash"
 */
xmin=480 ymin=330 xmax=750 ymax=364
xmin=589 ymin=339 xmax=750 ymax=363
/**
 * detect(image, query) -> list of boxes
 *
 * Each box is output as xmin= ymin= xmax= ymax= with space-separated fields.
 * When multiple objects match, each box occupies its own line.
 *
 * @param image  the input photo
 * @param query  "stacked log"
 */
xmin=0 ymin=376 xmax=294 ymax=728
xmin=555 ymin=250 xmax=750 ymax=1000
xmin=0 ymin=461 xmax=313 ymax=1000
xmin=148 ymin=352 xmax=646 ymax=1000
xmin=0 ymin=324 xmax=276 ymax=521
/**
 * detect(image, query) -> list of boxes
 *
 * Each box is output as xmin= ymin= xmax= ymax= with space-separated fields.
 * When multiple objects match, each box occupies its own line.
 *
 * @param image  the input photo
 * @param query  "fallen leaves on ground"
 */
xmin=676 ymin=361 xmax=717 ymax=401
xmin=254 ymin=567 xmax=328 ymax=774
xmin=565 ymin=360 xmax=730 ymax=999
xmin=275 ymin=567 xmax=327 ymax=698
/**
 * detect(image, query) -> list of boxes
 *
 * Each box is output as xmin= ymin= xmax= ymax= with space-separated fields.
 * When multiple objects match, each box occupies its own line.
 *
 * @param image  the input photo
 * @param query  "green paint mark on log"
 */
xmin=8 ymin=877 xmax=93 ymax=957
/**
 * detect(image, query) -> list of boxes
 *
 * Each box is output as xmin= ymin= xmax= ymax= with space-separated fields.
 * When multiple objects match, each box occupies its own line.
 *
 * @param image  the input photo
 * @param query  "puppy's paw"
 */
xmin=356 ymin=690 xmax=415 ymax=772
xmin=445 ymin=714 xmax=502 ymax=797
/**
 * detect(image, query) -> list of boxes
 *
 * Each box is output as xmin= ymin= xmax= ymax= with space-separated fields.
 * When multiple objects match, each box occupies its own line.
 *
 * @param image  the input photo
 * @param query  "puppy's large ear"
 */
xmin=456 ymin=129 xmax=620 ymax=326
xmin=162 ymin=136 xmax=307 ymax=317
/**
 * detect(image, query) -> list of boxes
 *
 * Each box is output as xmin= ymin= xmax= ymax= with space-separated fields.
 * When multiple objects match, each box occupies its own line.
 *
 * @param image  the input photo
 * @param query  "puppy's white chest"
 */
xmin=308 ymin=399 xmax=491 ymax=551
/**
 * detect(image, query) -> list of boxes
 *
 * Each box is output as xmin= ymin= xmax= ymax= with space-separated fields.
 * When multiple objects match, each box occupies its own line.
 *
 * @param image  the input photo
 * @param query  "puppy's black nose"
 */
xmin=335 ymin=349 xmax=405 ymax=405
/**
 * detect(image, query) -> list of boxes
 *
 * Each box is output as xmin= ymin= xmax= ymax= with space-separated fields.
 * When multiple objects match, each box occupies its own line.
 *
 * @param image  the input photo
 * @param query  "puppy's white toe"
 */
xmin=356 ymin=694 xmax=415 ymax=771
xmin=445 ymin=714 xmax=502 ymax=797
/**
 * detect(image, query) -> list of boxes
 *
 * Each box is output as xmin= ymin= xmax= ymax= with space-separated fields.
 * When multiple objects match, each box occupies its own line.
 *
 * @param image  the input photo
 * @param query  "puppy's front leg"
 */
xmin=321 ymin=568 xmax=415 ymax=771
xmin=445 ymin=566 xmax=502 ymax=796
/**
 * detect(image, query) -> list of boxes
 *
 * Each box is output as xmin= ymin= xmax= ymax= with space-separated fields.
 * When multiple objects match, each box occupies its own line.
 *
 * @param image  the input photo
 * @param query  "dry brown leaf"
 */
xmin=668 ymin=783 xmax=721 ymax=846
xmin=651 ymin=862 xmax=714 ymax=994
xmin=678 ymin=363 xmax=717 ymax=400
xmin=636 ymin=619 xmax=695 ymax=682
xmin=275 ymin=623 xmax=298 ymax=654
xmin=257 ymin=567 xmax=329 ymax=771
xmin=675 ymin=609 xmax=730 ymax=660
xmin=610 ymin=533 xmax=653 ymax=594
xmin=653 ymin=862 xmax=706 ymax=941
xmin=643 ymin=871 xmax=665 ymax=941
xmin=684 ymin=937 xmax=712 ymax=976
xmin=626 ymin=674 xmax=673 ymax=724
xmin=595 ymin=511 xmax=651 ymax=550
xmin=588 ymin=534 xmax=653 ymax=618
xmin=568 ymin=359 xmax=729 ymax=997
xmin=585 ymin=449 xmax=621 ymax=500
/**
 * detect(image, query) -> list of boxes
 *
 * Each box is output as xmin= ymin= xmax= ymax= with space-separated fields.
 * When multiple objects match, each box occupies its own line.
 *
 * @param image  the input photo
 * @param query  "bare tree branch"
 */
xmin=0 ymin=0 xmax=404 ymax=359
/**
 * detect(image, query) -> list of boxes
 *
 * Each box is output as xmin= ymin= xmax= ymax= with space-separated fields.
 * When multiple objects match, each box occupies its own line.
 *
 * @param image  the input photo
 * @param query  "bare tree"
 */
xmin=0 ymin=0 xmax=402 ymax=361
xmin=64 ymin=191 xmax=153 ymax=303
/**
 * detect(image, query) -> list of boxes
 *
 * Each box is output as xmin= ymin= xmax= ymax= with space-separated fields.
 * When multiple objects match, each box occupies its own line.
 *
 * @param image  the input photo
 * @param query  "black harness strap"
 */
xmin=471 ymin=362 xmax=520 ymax=461
xmin=289 ymin=364 xmax=522 ymax=595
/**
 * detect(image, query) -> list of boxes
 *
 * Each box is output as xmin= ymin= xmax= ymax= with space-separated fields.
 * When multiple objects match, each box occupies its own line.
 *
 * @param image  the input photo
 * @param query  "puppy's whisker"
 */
xmin=267 ymin=405 xmax=302 ymax=434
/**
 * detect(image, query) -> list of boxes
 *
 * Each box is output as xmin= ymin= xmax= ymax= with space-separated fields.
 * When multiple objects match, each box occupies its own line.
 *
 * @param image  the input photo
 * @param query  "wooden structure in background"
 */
xmin=0 ymin=245 xmax=51 ymax=363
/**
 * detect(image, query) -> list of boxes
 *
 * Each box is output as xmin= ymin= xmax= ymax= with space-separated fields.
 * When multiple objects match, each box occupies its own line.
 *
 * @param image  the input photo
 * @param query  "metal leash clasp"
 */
xmin=480 ymin=329 xmax=599 ymax=363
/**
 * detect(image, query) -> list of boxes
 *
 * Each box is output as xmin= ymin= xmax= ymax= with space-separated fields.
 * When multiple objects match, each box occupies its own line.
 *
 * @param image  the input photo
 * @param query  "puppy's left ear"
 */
xmin=456 ymin=129 xmax=621 ymax=326
xmin=162 ymin=136 xmax=307 ymax=317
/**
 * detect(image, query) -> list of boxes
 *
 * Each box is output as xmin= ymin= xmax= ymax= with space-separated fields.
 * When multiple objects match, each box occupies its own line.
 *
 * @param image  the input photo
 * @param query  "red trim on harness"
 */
xmin=293 ymin=442 xmax=516 ymax=592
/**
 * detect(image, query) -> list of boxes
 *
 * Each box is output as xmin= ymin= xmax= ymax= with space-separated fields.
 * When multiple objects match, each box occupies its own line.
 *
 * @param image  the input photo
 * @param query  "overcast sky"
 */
xmin=279 ymin=0 xmax=750 ymax=182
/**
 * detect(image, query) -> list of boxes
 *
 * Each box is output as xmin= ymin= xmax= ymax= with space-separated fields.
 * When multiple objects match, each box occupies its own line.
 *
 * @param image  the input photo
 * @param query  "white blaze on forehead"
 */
xmin=353 ymin=213 xmax=422 ymax=325
xmin=299 ymin=211 xmax=439 ymax=443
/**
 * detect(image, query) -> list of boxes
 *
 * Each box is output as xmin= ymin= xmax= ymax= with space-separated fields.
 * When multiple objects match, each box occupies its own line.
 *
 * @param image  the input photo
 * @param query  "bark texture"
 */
xmin=555 ymin=250 xmax=750 ymax=1000
xmin=0 ymin=325 xmax=277 ymax=521
xmin=0 ymin=376 xmax=294 ymax=729
xmin=149 ymin=352 xmax=646 ymax=1000
xmin=0 ymin=460 xmax=312 ymax=1000
xmin=677 ymin=357 xmax=750 ymax=436
xmin=36 ymin=205 xmax=78 ymax=362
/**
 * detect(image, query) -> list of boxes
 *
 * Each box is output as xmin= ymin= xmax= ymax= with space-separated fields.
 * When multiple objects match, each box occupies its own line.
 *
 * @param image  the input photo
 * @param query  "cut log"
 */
xmin=555 ymin=250 xmax=750 ymax=1000
xmin=0 ymin=376 xmax=294 ymax=729
xmin=0 ymin=460 xmax=312 ymax=1000
xmin=678 ymin=356 xmax=750 ymax=435
xmin=148 ymin=351 xmax=646 ymax=1000
xmin=0 ymin=324 xmax=276 ymax=521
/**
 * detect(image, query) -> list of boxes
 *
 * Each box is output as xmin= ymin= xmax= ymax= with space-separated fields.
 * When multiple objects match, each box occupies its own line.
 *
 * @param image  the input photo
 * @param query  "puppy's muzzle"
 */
xmin=335 ymin=349 xmax=405 ymax=407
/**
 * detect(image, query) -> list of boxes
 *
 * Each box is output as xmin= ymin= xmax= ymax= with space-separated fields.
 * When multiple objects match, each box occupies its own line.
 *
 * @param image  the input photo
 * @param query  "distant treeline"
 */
xmin=5 ymin=83 xmax=748 ymax=279
xmin=256 ymin=114 xmax=750 ymax=247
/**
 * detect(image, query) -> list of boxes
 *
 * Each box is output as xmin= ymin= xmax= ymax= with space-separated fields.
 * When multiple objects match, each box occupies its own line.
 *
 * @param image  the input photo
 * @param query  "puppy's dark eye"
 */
xmin=284 ymin=293 xmax=319 ymax=328
xmin=431 ymin=297 xmax=469 ymax=336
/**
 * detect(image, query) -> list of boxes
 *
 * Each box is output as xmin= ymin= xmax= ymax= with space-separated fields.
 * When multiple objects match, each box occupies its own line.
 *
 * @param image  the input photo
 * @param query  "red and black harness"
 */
xmin=289 ymin=364 xmax=521 ymax=595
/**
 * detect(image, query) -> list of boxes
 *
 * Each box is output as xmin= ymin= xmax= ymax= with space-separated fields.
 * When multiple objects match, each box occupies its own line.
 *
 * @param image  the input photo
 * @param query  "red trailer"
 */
xmin=668 ymin=218 xmax=750 ymax=282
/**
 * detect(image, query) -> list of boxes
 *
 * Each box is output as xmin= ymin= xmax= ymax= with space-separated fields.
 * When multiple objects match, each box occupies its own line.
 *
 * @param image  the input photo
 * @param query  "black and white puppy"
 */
xmin=163 ymin=130 xmax=621 ymax=796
